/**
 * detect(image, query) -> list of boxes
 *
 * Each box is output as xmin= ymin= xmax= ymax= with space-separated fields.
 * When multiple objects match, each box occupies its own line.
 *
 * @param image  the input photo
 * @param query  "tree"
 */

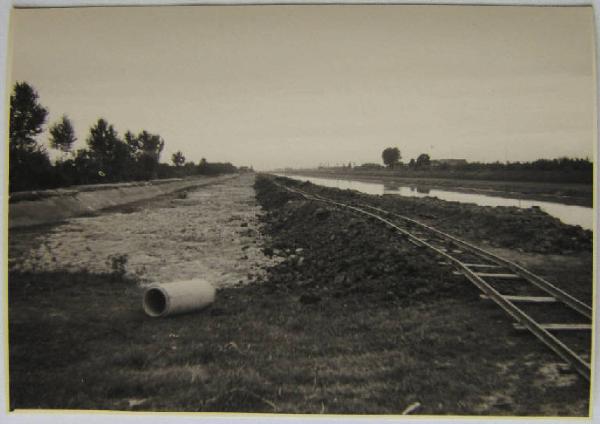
xmin=9 ymin=82 xmax=54 ymax=192
xmin=124 ymin=130 xmax=139 ymax=153
xmin=49 ymin=115 xmax=77 ymax=153
xmin=198 ymin=157 xmax=208 ymax=173
xmin=72 ymin=148 xmax=102 ymax=184
xmin=416 ymin=153 xmax=431 ymax=168
xmin=125 ymin=130 xmax=165 ymax=179
xmin=132 ymin=130 xmax=165 ymax=162
xmin=9 ymin=82 xmax=48 ymax=151
xmin=172 ymin=151 xmax=186 ymax=167
xmin=9 ymin=146 xmax=55 ymax=192
xmin=382 ymin=147 xmax=401 ymax=168
xmin=86 ymin=118 xmax=133 ymax=181
xmin=87 ymin=118 xmax=120 ymax=156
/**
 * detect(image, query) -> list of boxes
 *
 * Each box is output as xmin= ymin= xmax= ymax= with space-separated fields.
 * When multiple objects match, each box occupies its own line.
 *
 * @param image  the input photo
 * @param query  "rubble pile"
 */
xmin=253 ymin=176 xmax=470 ymax=303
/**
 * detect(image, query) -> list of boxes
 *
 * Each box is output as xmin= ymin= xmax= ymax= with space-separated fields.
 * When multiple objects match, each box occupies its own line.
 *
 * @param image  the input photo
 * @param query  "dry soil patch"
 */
xmin=9 ymin=174 xmax=277 ymax=288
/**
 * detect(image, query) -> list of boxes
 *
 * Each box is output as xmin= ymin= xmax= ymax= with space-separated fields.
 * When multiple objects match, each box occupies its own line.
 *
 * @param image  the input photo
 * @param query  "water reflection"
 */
xmin=279 ymin=174 xmax=593 ymax=230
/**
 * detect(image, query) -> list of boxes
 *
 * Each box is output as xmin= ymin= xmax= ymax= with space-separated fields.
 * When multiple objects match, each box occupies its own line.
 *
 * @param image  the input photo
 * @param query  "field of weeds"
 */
xmin=7 ymin=174 xmax=591 ymax=415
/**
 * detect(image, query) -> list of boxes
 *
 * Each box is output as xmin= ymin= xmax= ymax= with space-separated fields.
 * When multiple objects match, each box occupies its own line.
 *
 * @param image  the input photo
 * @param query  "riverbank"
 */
xmin=282 ymin=170 xmax=593 ymax=207
xmin=8 ymin=174 xmax=591 ymax=415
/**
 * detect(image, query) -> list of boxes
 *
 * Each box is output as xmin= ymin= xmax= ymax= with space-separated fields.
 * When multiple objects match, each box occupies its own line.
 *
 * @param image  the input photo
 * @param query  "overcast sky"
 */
xmin=9 ymin=5 xmax=596 ymax=170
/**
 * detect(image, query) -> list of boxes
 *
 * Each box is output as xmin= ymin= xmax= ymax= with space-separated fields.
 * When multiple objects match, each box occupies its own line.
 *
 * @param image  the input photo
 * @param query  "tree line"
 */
xmin=319 ymin=147 xmax=592 ymax=183
xmin=381 ymin=147 xmax=431 ymax=169
xmin=379 ymin=146 xmax=591 ymax=172
xmin=9 ymin=82 xmax=239 ymax=193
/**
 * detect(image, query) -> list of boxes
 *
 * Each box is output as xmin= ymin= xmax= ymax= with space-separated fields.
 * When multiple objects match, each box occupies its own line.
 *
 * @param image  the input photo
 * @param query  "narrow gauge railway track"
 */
xmin=273 ymin=179 xmax=592 ymax=381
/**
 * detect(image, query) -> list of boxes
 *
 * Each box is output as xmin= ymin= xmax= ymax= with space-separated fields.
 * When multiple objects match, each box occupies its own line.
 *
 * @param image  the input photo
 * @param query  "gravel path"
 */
xmin=9 ymin=174 xmax=278 ymax=288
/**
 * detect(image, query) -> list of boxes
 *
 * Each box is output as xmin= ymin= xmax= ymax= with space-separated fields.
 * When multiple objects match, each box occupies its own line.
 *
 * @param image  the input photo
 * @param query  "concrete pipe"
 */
xmin=143 ymin=279 xmax=215 ymax=317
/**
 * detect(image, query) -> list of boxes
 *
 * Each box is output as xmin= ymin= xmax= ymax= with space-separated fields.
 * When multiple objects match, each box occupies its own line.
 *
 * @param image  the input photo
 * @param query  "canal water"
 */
xmin=279 ymin=174 xmax=593 ymax=230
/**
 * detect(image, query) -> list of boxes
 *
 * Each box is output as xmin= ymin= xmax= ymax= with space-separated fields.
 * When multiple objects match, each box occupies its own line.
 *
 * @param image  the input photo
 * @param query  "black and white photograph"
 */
xmin=1 ymin=0 xmax=597 ymax=420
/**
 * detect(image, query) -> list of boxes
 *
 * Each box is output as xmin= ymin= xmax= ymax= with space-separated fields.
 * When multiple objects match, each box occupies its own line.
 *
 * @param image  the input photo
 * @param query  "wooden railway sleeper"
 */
xmin=357 ymin=202 xmax=592 ymax=320
xmin=273 ymin=179 xmax=591 ymax=380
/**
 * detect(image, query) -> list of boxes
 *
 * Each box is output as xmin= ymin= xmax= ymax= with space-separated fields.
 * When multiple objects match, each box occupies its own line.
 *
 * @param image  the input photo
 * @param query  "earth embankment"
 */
xmin=9 ymin=175 xmax=235 ymax=229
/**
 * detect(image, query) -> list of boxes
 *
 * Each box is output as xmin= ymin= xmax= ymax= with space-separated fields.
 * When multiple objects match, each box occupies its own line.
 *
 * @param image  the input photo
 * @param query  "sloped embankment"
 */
xmin=9 ymin=175 xmax=234 ymax=229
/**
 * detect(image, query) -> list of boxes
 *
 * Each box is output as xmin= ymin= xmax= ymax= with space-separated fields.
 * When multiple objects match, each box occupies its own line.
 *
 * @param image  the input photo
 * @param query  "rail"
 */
xmin=273 ymin=179 xmax=592 ymax=381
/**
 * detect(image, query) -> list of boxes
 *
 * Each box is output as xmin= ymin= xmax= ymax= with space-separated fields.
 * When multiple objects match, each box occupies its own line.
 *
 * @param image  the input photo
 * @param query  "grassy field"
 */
xmin=7 ymin=269 xmax=590 ymax=414
xmin=7 ymin=176 xmax=592 ymax=415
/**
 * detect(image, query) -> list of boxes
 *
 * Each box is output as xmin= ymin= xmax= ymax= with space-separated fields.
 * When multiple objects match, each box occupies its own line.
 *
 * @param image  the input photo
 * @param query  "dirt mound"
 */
xmin=280 ymin=177 xmax=592 ymax=254
xmin=254 ymin=176 xmax=304 ymax=208
xmin=253 ymin=176 xmax=470 ymax=304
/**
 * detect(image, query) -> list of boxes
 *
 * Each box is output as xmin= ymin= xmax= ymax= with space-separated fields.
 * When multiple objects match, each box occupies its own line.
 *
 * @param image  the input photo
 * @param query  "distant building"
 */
xmin=431 ymin=159 xmax=468 ymax=167
xmin=355 ymin=163 xmax=384 ymax=170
